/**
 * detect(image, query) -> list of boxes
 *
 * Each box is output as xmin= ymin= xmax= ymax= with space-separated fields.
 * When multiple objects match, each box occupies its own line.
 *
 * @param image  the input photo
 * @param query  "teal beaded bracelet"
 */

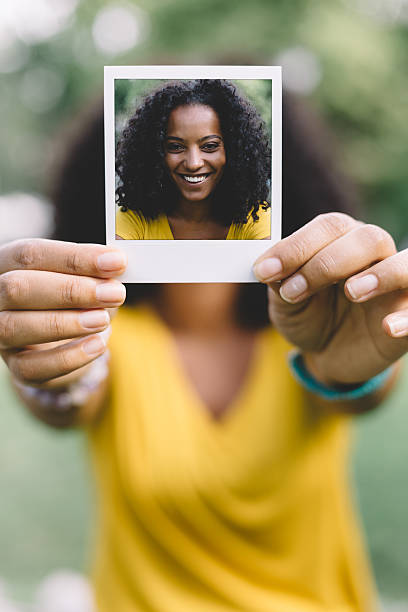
xmin=288 ymin=350 xmax=393 ymax=401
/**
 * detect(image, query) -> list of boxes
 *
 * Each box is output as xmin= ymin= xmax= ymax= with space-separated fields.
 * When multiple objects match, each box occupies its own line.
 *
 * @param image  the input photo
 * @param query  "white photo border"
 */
xmin=104 ymin=65 xmax=282 ymax=283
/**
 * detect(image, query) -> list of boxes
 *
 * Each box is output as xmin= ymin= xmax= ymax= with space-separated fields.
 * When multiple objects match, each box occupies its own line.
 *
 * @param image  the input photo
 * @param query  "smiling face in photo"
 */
xmin=164 ymin=104 xmax=226 ymax=205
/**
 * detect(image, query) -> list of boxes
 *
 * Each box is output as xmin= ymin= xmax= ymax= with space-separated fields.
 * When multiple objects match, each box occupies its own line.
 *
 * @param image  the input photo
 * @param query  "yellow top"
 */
xmin=87 ymin=306 xmax=377 ymax=612
xmin=115 ymin=205 xmax=271 ymax=240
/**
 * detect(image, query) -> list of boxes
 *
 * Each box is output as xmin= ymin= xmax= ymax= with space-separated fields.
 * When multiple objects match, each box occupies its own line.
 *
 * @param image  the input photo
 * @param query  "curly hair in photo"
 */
xmin=115 ymin=79 xmax=271 ymax=227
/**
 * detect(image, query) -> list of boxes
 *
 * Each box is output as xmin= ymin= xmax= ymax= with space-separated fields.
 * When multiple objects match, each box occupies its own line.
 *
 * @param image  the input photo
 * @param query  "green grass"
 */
xmin=0 ymin=363 xmax=93 ymax=603
xmin=353 ymin=356 xmax=408 ymax=599
xmin=0 ymin=358 xmax=407 ymax=603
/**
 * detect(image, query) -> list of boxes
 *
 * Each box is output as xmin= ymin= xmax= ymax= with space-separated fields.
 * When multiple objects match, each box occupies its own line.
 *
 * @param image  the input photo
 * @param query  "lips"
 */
xmin=178 ymin=173 xmax=211 ymax=184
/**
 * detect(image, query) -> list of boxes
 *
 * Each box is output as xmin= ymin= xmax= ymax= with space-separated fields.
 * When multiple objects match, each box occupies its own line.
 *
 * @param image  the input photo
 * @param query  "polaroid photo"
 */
xmin=104 ymin=65 xmax=282 ymax=282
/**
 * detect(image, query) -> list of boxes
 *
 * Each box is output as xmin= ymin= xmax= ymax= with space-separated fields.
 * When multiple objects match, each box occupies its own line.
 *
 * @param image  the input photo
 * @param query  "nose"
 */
xmin=184 ymin=146 xmax=204 ymax=172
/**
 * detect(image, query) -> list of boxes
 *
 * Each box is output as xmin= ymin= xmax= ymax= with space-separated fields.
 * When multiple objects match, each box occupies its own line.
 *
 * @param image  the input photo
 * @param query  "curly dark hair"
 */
xmin=115 ymin=79 xmax=271 ymax=227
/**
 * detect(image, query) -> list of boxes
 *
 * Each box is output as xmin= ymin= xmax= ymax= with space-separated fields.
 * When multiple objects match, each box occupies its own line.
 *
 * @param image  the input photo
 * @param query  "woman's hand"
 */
xmin=0 ymin=239 xmax=126 ymax=388
xmin=253 ymin=213 xmax=408 ymax=388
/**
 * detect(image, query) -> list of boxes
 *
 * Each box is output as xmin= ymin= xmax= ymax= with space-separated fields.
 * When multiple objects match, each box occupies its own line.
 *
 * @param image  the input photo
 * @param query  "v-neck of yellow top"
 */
xmin=143 ymin=304 xmax=268 ymax=430
xmin=163 ymin=214 xmax=234 ymax=240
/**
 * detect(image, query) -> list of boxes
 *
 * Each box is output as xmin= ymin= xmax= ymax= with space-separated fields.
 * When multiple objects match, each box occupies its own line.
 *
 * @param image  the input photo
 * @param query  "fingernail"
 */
xmin=280 ymin=274 xmax=308 ymax=303
xmin=387 ymin=314 xmax=408 ymax=337
xmin=97 ymin=251 xmax=127 ymax=272
xmin=79 ymin=310 xmax=110 ymax=330
xmin=95 ymin=282 xmax=126 ymax=304
xmin=83 ymin=334 xmax=106 ymax=357
xmin=253 ymin=257 xmax=282 ymax=281
xmin=347 ymin=274 xmax=378 ymax=300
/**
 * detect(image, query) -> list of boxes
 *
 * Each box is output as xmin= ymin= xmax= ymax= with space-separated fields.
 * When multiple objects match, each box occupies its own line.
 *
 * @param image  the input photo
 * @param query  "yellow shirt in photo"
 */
xmin=115 ymin=205 xmax=271 ymax=240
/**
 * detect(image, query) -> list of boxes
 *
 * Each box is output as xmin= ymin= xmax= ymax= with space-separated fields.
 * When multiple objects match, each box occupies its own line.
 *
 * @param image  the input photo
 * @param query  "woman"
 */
xmin=115 ymin=79 xmax=271 ymax=240
xmin=1 ymin=94 xmax=408 ymax=611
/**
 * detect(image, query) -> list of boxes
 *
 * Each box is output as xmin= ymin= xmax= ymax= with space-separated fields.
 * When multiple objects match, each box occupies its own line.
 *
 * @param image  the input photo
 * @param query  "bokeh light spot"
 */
xmin=343 ymin=0 xmax=408 ymax=24
xmin=92 ymin=4 xmax=149 ymax=56
xmin=0 ymin=193 xmax=54 ymax=244
xmin=35 ymin=570 xmax=94 ymax=612
xmin=274 ymin=47 xmax=322 ymax=94
xmin=0 ymin=0 xmax=79 ymax=45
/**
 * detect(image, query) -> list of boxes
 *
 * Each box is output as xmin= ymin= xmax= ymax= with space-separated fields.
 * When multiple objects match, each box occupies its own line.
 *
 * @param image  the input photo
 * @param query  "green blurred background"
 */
xmin=0 ymin=0 xmax=407 ymax=609
xmin=1 ymin=0 xmax=408 ymax=243
xmin=114 ymin=78 xmax=272 ymax=142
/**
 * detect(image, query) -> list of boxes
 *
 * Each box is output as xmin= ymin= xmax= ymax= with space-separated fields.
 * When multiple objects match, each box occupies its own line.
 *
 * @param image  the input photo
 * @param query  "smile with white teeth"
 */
xmin=180 ymin=173 xmax=210 ymax=183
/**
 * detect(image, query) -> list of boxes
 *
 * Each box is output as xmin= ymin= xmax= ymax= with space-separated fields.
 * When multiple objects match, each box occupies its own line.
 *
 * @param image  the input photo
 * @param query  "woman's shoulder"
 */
xmin=248 ymin=202 xmax=271 ymax=224
xmin=115 ymin=208 xmax=172 ymax=240
xmin=116 ymin=207 xmax=147 ymax=239
xmin=228 ymin=203 xmax=271 ymax=240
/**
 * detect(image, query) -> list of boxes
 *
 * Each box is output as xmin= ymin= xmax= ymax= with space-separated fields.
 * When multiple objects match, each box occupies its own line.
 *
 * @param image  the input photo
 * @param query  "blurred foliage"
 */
xmin=1 ymin=0 xmax=407 ymax=240
xmin=114 ymin=78 xmax=166 ymax=139
xmin=114 ymin=78 xmax=272 ymax=143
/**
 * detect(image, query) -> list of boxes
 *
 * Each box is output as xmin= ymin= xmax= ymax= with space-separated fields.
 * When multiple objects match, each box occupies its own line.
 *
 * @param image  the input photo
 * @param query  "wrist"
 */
xmin=289 ymin=350 xmax=393 ymax=402
xmin=302 ymin=352 xmax=365 ymax=390
xmin=13 ymin=351 xmax=110 ymax=414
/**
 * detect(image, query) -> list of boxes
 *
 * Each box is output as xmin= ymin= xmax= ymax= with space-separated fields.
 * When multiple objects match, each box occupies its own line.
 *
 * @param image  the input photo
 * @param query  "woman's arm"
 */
xmin=0 ymin=238 xmax=126 ymax=427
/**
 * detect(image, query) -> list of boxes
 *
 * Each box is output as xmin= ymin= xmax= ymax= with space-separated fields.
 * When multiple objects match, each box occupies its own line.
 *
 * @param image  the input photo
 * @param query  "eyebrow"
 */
xmin=166 ymin=135 xmax=223 ymax=142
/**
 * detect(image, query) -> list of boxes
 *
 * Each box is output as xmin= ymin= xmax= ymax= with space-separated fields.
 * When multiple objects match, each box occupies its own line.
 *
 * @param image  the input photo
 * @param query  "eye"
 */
xmin=201 ymin=142 xmax=219 ymax=152
xmin=166 ymin=142 xmax=184 ymax=152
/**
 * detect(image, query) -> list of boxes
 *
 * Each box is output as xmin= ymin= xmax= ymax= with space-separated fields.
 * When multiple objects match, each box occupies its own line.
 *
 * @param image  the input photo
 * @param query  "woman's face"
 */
xmin=164 ymin=104 xmax=226 ymax=204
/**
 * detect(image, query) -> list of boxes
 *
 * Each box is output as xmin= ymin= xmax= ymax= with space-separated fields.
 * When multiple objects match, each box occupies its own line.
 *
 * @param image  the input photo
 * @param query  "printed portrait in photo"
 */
xmin=114 ymin=79 xmax=272 ymax=241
